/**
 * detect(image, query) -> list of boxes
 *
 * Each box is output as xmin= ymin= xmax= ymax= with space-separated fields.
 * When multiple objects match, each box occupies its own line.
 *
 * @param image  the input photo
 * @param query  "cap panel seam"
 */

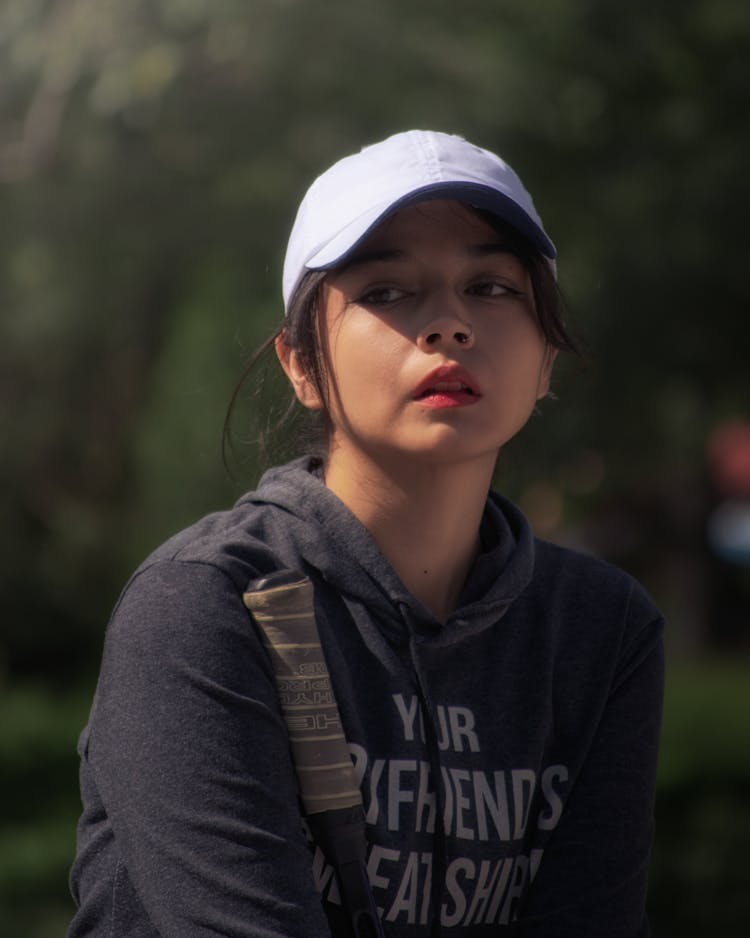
xmin=413 ymin=129 xmax=441 ymax=183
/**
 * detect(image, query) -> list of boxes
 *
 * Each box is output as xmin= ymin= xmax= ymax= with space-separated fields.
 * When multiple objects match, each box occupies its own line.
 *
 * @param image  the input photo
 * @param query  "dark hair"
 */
xmin=473 ymin=209 xmax=580 ymax=356
xmin=223 ymin=207 xmax=583 ymax=475
xmin=222 ymin=270 xmax=329 ymax=476
xmin=280 ymin=268 xmax=332 ymax=422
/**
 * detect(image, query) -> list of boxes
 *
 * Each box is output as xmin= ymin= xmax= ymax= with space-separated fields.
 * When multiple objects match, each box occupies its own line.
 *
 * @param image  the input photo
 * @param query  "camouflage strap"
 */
xmin=244 ymin=570 xmax=384 ymax=938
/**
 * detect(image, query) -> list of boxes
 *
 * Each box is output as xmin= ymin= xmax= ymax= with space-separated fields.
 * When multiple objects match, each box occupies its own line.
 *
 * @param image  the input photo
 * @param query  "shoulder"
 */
xmin=134 ymin=501 xmax=281 ymax=591
xmin=525 ymin=538 xmax=664 ymax=669
xmin=532 ymin=537 xmax=658 ymax=614
xmin=94 ymin=508 xmax=290 ymax=712
xmin=100 ymin=494 xmax=298 ymax=667
xmin=508 ymin=539 xmax=665 ymax=713
xmin=486 ymin=489 xmax=658 ymax=621
xmin=127 ymin=457 xmax=326 ymax=593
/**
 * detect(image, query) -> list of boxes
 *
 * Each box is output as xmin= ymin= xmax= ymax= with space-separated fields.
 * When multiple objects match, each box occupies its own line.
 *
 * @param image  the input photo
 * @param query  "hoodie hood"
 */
xmin=237 ymin=457 xmax=535 ymax=649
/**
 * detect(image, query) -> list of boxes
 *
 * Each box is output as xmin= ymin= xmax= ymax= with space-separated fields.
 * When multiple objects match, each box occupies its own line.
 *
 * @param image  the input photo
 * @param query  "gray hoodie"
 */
xmin=68 ymin=457 xmax=664 ymax=937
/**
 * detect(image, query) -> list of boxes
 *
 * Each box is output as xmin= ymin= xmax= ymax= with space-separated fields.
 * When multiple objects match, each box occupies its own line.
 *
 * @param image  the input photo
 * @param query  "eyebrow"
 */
xmin=336 ymin=248 xmax=405 ymax=272
xmin=468 ymin=242 xmax=518 ymax=258
xmin=338 ymin=242 xmax=517 ymax=272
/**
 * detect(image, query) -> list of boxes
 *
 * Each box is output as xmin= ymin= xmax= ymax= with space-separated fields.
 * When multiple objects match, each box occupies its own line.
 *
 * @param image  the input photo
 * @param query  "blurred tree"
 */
xmin=0 ymin=0 xmax=748 ymax=682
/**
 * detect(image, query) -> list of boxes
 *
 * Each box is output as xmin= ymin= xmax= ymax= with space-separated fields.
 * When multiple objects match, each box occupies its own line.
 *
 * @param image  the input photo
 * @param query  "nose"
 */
xmin=417 ymin=314 xmax=475 ymax=351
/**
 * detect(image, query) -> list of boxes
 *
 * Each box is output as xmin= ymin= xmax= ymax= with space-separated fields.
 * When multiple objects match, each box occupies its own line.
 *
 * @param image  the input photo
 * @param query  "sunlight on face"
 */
xmin=283 ymin=200 xmax=556 ymax=477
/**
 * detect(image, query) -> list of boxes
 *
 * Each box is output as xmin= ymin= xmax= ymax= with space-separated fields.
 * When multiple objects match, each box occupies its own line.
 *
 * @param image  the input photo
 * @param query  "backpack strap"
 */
xmin=244 ymin=570 xmax=384 ymax=938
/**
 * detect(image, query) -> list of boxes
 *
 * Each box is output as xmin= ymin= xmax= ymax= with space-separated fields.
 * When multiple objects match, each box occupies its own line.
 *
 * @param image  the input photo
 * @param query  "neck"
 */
xmin=324 ymin=449 xmax=495 ymax=623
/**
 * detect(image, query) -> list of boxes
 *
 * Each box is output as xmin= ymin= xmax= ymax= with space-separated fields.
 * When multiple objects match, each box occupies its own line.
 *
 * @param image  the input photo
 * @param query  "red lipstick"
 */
xmin=412 ymin=364 xmax=482 ymax=409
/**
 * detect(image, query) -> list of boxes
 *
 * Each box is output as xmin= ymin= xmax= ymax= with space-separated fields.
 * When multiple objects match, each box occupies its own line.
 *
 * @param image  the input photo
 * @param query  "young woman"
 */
xmin=68 ymin=130 xmax=664 ymax=938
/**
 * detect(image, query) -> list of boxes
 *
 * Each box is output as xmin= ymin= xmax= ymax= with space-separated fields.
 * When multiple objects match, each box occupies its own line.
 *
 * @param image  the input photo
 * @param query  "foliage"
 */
xmin=649 ymin=663 xmax=750 ymax=936
xmin=0 ymin=684 xmax=91 ymax=937
xmin=2 ymin=0 xmax=749 ymax=680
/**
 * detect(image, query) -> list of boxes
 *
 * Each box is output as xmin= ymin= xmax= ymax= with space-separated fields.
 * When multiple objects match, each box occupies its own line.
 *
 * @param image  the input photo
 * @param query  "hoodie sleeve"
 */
xmin=81 ymin=559 xmax=333 ymax=938
xmin=516 ymin=581 xmax=665 ymax=938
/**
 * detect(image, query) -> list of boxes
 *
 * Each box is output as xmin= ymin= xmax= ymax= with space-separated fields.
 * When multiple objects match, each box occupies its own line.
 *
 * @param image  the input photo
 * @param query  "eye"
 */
xmin=467 ymin=279 xmax=522 ymax=298
xmin=356 ymin=285 xmax=408 ymax=306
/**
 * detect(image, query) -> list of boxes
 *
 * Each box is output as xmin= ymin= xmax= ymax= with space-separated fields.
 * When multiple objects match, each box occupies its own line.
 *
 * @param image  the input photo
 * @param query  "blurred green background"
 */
xmin=1 ymin=0 xmax=749 ymax=935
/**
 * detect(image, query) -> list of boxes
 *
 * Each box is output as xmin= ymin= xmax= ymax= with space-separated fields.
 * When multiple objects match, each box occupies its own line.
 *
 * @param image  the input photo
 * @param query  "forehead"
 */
xmin=325 ymin=199 xmax=530 ymax=285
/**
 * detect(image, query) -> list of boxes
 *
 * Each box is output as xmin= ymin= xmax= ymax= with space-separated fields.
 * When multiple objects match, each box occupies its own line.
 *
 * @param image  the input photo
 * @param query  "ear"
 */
xmin=536 ymin=345 xmax=559 ymax=400
xmin=275 ymin=331 xmax=323 ymax=411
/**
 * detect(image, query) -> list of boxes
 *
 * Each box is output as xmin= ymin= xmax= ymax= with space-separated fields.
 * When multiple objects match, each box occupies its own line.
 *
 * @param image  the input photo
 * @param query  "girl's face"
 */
xmin=279 ymin=199 xmax=556 ymax=476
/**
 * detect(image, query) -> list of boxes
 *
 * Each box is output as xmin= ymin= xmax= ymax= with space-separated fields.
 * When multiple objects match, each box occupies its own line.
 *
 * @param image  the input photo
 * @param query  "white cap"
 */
xmin=282 ymin=129 xmax=556 ymax=311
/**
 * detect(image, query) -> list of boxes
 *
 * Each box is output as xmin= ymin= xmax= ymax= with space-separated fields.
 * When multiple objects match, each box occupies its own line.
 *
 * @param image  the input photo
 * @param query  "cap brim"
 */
xmin=306 ymin=182 xmax=557 ymax=271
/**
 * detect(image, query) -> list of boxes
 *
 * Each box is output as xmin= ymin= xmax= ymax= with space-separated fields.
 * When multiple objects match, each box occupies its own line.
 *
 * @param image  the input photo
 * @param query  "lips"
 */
xmin=413 ymin=364 xmax=482 ymax=406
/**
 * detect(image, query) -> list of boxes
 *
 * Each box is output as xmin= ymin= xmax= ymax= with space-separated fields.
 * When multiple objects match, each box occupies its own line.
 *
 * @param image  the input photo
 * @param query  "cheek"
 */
xmin=329 ymin=319 xmax=404 ymax=392
xmin=490 ymin=323 xmax=550 ymax=396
